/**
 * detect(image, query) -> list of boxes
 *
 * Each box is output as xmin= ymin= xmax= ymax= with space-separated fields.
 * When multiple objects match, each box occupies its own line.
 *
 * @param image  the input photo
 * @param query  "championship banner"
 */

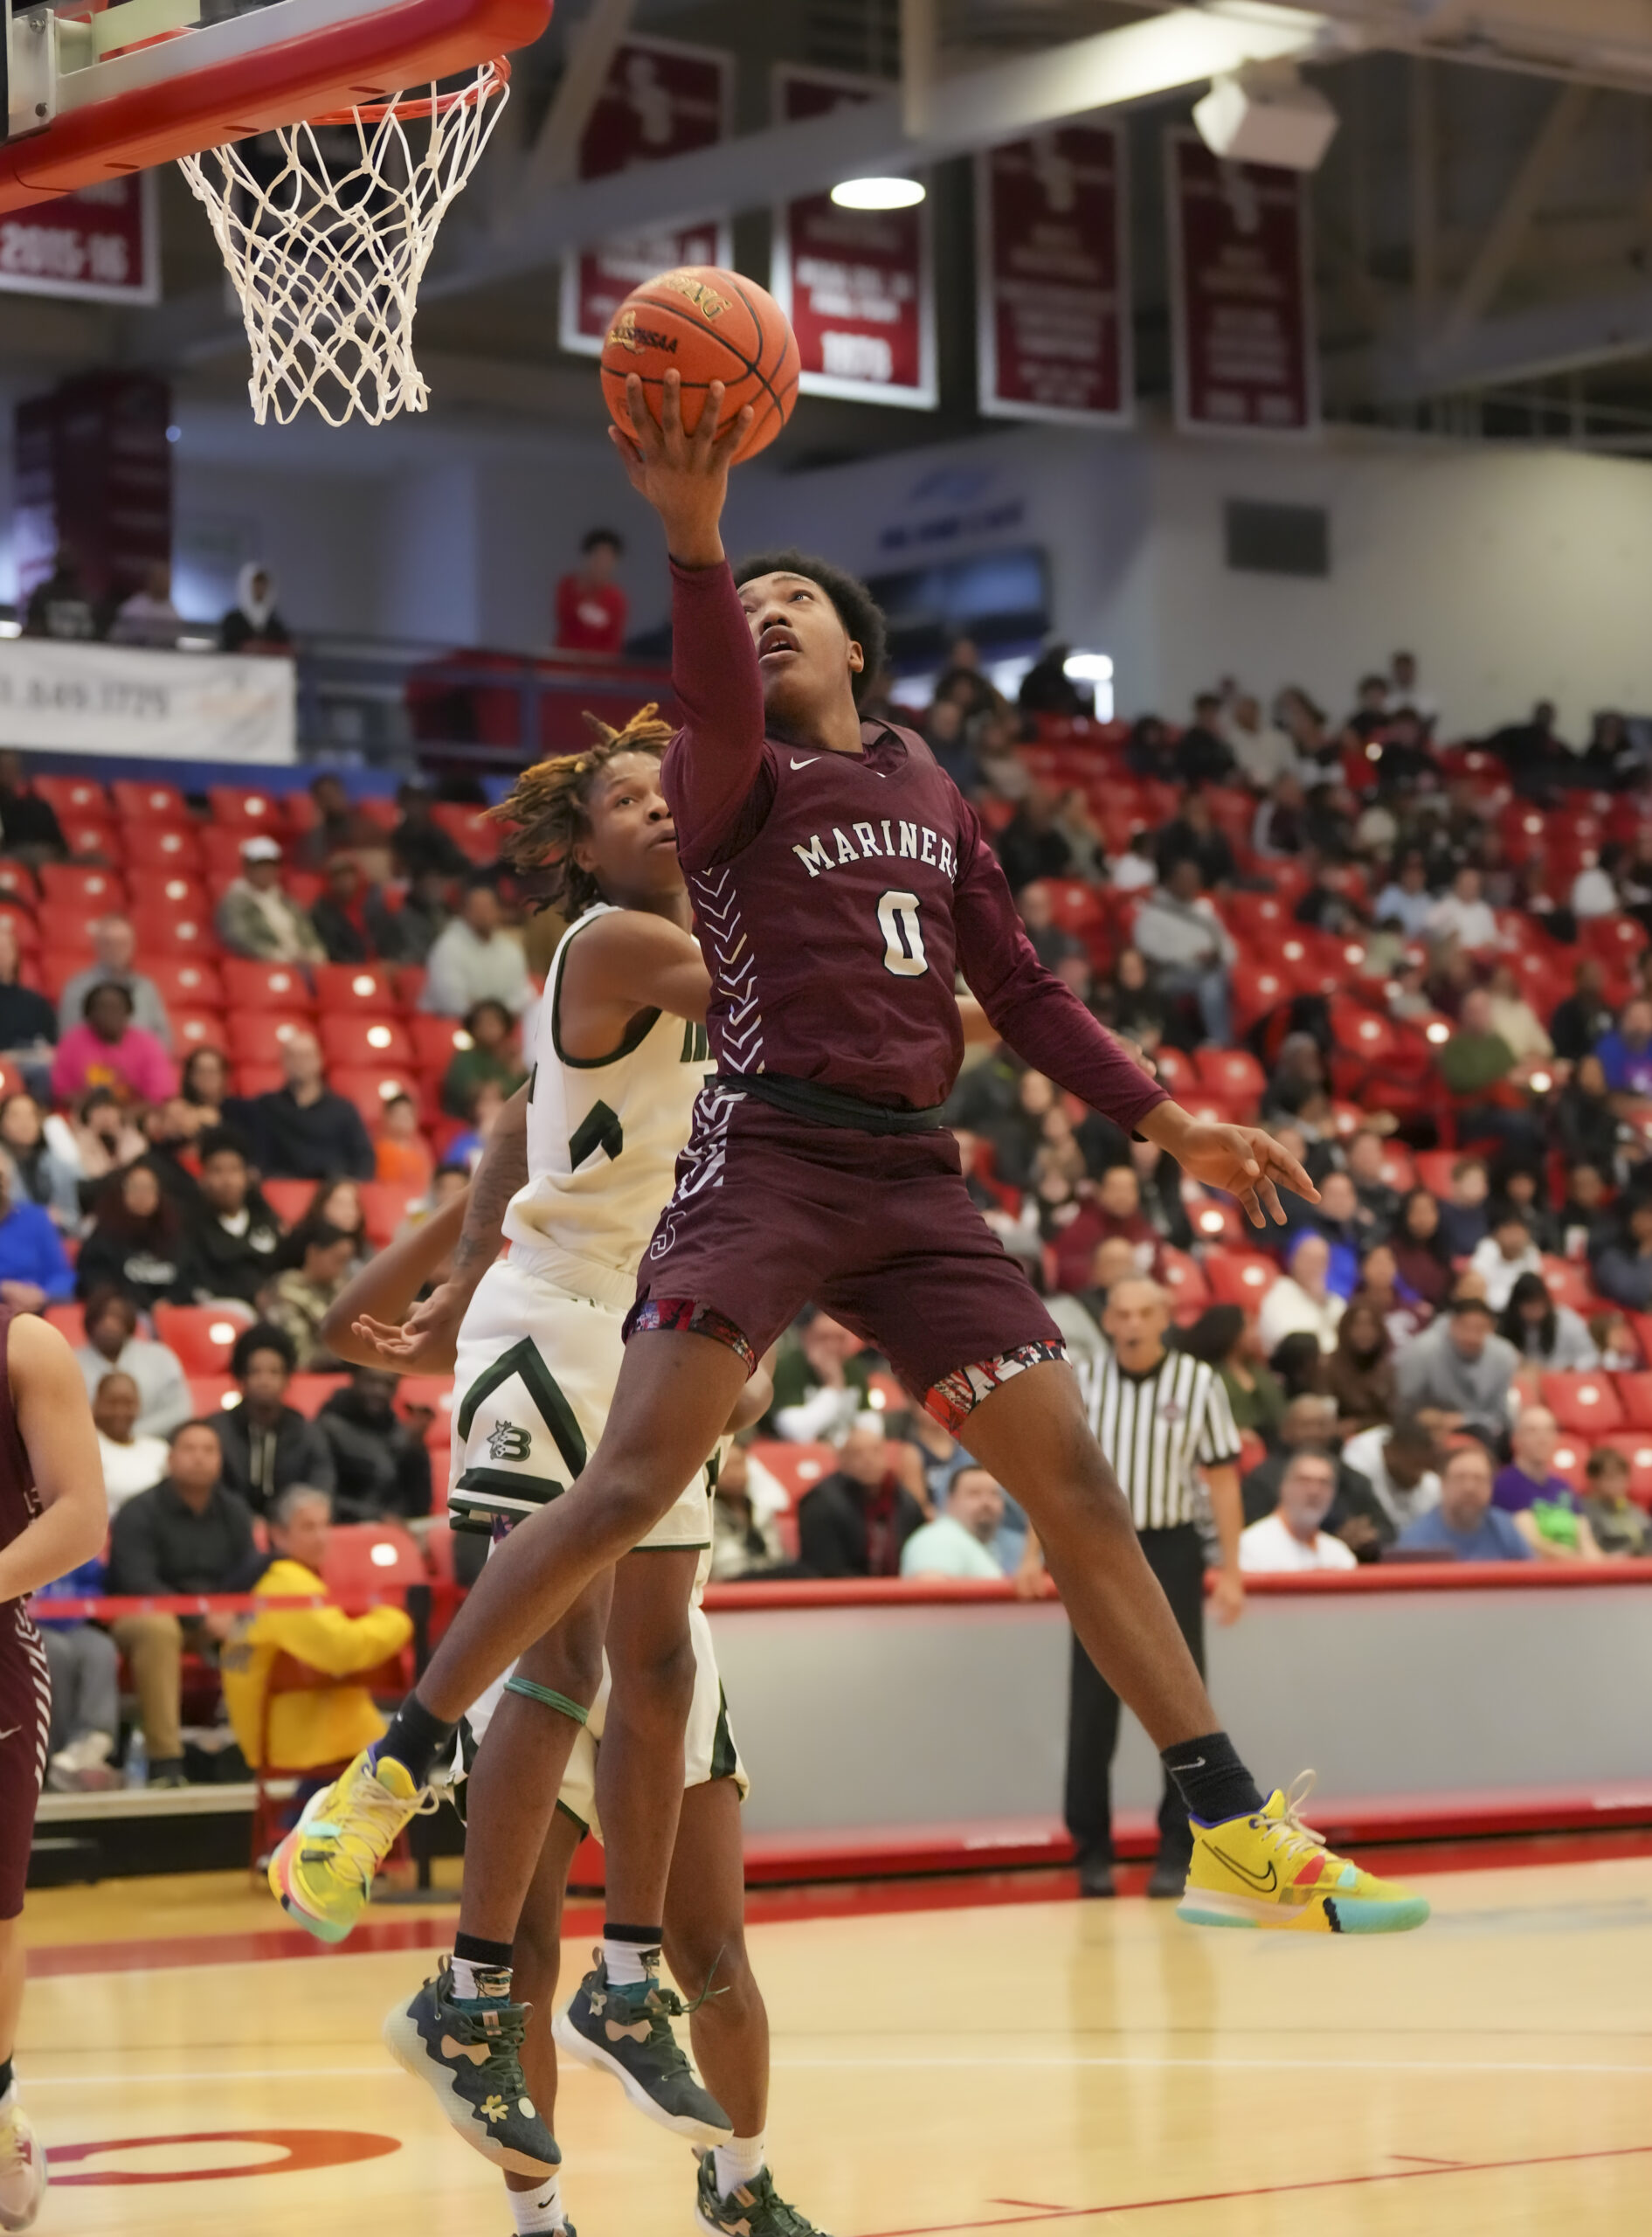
xmin=0 ymin=640 xmax=295 ymax=763
xmin=0 ymin=175 xmax=158 ymax=304
xmin=558 ymin=35 xmax=734 ymax=359
xmin=975 ymin=126 xmax=1130 ymax=426
xmin=771 ymin=67 xmax=936 ymax=410
xmin=1166 ymin=129 xmax=1317 ymax=438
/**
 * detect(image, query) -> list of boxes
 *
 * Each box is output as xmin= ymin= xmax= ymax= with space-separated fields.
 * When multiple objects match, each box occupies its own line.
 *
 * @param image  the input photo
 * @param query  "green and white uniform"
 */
xmin=449 ymin=901 xmax=715 ymax=1550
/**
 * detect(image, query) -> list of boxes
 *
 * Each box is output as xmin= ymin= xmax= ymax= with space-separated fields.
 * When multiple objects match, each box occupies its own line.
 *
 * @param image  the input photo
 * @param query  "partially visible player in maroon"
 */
xmin=326 ymin=369 xmax=1391 ymax=1945
xmin=0 ymin=1310 xmax=107 ymax=2232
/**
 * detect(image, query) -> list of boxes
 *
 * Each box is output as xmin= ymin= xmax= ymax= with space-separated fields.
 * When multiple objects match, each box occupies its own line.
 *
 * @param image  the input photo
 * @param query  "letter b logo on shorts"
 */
xmin=487 ymin=1421 xmax=532 ymax=1464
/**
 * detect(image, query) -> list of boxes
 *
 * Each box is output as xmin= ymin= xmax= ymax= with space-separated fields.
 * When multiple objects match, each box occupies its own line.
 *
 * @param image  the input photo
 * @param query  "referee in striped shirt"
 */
xmin=1058 ymin=1276 xmax=1245 ymax=1899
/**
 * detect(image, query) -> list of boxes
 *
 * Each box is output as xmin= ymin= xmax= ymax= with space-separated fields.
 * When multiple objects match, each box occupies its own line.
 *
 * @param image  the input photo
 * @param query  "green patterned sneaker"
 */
xmin=383 ymin=1957 xmax=560 ymax=2178
xmin=694 ymin=2150 xmax=826 ymax=2237
xmin=552 ymin=1949 xmax=731 ymax=2146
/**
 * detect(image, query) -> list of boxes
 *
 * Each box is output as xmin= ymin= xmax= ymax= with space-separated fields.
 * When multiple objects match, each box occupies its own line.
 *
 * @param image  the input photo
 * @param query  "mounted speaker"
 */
xmin=1192 ymin=66 xmax=1339 ymax=173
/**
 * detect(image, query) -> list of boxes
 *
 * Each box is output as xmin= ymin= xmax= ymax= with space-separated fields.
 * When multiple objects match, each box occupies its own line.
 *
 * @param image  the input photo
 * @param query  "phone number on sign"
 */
xmin=0 ymin=222 xmax=132 ymax=286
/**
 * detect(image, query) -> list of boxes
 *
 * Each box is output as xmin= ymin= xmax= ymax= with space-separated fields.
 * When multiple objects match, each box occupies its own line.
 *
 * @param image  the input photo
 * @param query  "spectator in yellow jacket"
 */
xmin=221 ymin=1485 xmax=412 ymax=1770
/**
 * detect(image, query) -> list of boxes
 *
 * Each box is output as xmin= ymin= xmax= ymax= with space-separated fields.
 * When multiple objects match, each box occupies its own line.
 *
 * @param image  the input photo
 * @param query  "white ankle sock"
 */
xmin=602 ymin=1938 xmax=656 ymax=1989
xmin=713 ymin=2136 xmax=766 ymax=2194
xmin=508 ymin=2173 xmax=564 ymax=2234
xmin=451 ymin=1955 xmax=511 ymax=2002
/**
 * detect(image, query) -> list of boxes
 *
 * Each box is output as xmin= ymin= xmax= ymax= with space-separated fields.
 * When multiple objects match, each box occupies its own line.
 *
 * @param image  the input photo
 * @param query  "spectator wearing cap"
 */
xmin=234 ymin=1028 xmax=374 ymax=1181
xmin=1469 ymin=1211 xmax=1544 ymax=1312
xmin=216 ymin=835 xmax=326 ymax=963
xmin=1239 ymin=1451 xmax=1358 ymax=1574
xmin=51 ymin=982 xmax=176 ymax=1110
xmin=308 ymin=850 xmax=410 ymax=966
xmin=1396 ymin=1442 xmax=1532 ymax=1562
xmin=419 ymin=879 xmax=532 ymax=1018
xmin=213 ymin=1323 xmax=334 ymax=1518
xmin=1492 ymin=1405 xmax=1603 ymax=1562
xmin=1393 ymin=1292 xmax=1519 ymax=1443
xmin=73 ymin=1286 xmax=192 ymax=1437
xmin=555 ymin=526 xmax=629 ymax=656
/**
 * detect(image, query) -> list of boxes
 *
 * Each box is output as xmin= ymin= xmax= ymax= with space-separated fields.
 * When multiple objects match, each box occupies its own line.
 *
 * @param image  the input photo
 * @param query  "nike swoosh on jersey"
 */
xmin=0 ymin=1726 xmax=17 ymax=1742
xmin=789 ymin=755 xmax=820 ymax=768
xmin=1208 ymin=1845 xmax=1278 ymax=1894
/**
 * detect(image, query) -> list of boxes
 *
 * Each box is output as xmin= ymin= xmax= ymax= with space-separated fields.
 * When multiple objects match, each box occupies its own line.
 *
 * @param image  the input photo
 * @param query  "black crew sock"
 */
xmin=1161 ymin=1733 xmax=1266 ymax=1827
xmin=453 ymin=1931 xmax=514 ymax=1970
xmin=0 ymin=2056 xmax=13 ymax=2101
xmin=377 ymin=1693 xmax=457 ymax=1787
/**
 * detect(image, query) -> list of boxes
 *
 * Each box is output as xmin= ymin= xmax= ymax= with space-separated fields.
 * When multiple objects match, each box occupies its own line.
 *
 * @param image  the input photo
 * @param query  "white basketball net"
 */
xmin=178 ymin=63 xmax=508 ymax=428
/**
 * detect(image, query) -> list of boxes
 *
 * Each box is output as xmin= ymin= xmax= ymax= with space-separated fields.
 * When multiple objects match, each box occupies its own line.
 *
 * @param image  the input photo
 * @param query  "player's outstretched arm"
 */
xmin=1137 ymin=1103 xmax=1319 ymax=1230
xmin=557 ymin=910 xmax=710 ymax=1058
xmin=0 ymin=1314 xmax=107 ymax=1603
xmin=609 ymin=366 xmax=750 ymax=570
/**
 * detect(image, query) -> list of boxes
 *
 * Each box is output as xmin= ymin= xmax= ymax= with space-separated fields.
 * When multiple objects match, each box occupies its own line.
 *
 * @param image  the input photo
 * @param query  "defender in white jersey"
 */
xmin=279 ymin=710 xmax=825 ymax=2237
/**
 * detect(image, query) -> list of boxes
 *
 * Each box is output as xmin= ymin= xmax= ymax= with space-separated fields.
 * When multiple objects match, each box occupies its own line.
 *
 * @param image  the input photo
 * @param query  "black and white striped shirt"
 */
xmin=1082 ymin=1345 xmax=1241 ymax=1532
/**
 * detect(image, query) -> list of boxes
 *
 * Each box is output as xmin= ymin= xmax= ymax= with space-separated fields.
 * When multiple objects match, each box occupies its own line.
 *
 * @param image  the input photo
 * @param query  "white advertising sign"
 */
xmin=0 ymin=641 xmax=296 ymax=762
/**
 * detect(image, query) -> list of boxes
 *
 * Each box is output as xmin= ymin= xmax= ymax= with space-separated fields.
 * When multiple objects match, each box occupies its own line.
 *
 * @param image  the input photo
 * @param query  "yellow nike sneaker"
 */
xmin=1177 ymin=1772 xmax=1430 ymax=1935
xmin=268 ymin=1745 xmax=429 ymax=1943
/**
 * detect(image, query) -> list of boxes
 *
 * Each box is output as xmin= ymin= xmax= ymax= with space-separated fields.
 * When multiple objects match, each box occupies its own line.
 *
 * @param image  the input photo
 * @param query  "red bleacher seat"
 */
xmin=0 ymin=902 xmax=38 ymax=952
xmin=1611 ymin=1372 xmax=1652 ymax=1431
xmin=1186 ymin=1196 xmax=1248 ymax=1246
xmin=1580 ymin=914 xmax=1648 ymax=965
xmin=1223 ymin=891 xmax=1293 ymax=944
xmin=357 ymin=1181 xmax=417 ymax=1247
xmin=142 ymin=825 xmax=203 ymax=869
xmin=314 ymin=963 xmax=399 ymax=1015
xmin=288 ymin=1374 xmax=349 ymax=1416
xmin=322 ymin=1519 xmax=426 ymax=1598
xmin=429 ymin=802 xmax=500 ymax=864
xmin=1043 ymin=879 xmax=1105 ymax=938
xmin=38 ymin=863 xmax=126 ymax=911
xmin=1159 ymin=1246 xmax=1210 ymax=1312
xmin=1150 ymin=1047 xmax=1196 ymax=1097
xmin=260 ymin=1178 xmax=315 ymax=1227
xmin=218 ymin=959 xmax=315 ymax=1011
xmin=153 ymin=1303 xmax=252 ymax=1375
xmin=33 ymin=776 xmax=108 ymax=821
xmin=144 ymin=957 xmax=225 ymax=1009
xmin=355 ymin=797 xmax=399 ymax=835
xmin=333 ymin=1065 xmax=422 ymax=1127
xmin=35 ymin=904 xmax=95 ymax=959
xmin=209 ymin=785 xmax=285 ymax=829
xmin=190 ymin=1375 xmax=237 ymax=1416
xmin=226 ymin=1013 xmax=315 ymax=1065
xmin=748 ymin=1440 xmax=834 ymax=1506
xmin=232 ymin=1063 xmax=285 ymax=1098
xmin=45 ymin=1302 xmax=85 ymax=1347
xmin=1538 ymin=1257 xmax=1600 ymax=1316
xmin=1193 ymin=1048 xmax=1265 ymax=1112
xmin=408 ymin=1015 xmax=467 ymax=1070
xmin=113 ymin=779 xmax=190 ymax=822
xmin=393 ymin=1373 xmax=453 ymax=1432
xmin=0 ymin=864 xmax=31 ymax=906
xmin=198 ymin=825 xmax=268 ymax=879
xmin=1549 ymin=1436 xmax=1589 ymax=1492
xmin=1378 ymin=1144 xmax=1416 ymax=1192
xmin=1231 ymin=964 xmax=1292 ymax=1036
xmin=61 ymin=818 xmax=120 ymax=862
xmin=320 ymin=1015 xmax=414 ymax=1069
xmin=127 ymin=870 xmax=210 ymax=917
xmin=128 ymin=903 xmax=211 ymax=955
xmin=1330 ymin=999 xmax=1400 ymax=1065
xmin=171 ymin=1008 xmax=226 ymax=1053
xmin=1202 ymin=1249 xmax=1277 ymax=1307
xmin=1539 ymin=1371 xmax=1625 ymax=1436
xmin=1412 ymin=1150 xmax=1458 ymax=1198
xmin=394 ymin=965 xmax=428 ymax=1010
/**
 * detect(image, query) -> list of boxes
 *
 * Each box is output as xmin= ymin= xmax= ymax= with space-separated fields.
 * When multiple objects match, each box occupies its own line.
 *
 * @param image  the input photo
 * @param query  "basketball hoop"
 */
xmin=177 ymin=57 xmax=511 ymax=428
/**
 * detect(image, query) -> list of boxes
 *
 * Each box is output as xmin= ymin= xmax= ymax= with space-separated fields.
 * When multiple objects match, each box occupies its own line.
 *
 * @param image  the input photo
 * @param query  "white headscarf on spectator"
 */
xmin=236 ymin=563 xmax=279 ymax=632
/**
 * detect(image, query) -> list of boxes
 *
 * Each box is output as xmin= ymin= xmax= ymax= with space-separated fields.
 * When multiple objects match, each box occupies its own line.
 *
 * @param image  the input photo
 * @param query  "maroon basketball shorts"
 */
xmin=627 ymin=1087 xmax=1064 ymax=1423
xmin=0 ymin=1604 xmax=51 ymax=1919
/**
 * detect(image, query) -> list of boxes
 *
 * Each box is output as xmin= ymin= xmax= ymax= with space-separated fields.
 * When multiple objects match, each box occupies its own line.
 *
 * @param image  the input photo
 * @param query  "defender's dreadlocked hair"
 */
xmin=487 ymin=703 xmax=674 ymax=919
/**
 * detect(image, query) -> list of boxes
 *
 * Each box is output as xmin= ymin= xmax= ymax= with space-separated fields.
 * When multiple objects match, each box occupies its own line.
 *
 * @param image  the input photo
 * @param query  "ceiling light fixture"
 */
xmin=830 ymin=176 xmax=925 ymax=211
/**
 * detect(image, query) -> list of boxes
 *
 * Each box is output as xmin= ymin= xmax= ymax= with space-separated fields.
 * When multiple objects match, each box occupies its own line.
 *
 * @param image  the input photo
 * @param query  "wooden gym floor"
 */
xmin=15 ymin=1846 xmax=1652 ymax=2234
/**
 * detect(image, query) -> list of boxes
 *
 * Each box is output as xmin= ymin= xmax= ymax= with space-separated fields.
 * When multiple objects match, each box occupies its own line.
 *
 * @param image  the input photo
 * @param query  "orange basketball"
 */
xmin=601 ymin=266 xmax=800 ymax=466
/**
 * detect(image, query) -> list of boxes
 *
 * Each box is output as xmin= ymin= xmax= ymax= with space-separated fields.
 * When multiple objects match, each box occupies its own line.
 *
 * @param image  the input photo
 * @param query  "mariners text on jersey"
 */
xmin=791 ymin=821 xmax=958 ymax=881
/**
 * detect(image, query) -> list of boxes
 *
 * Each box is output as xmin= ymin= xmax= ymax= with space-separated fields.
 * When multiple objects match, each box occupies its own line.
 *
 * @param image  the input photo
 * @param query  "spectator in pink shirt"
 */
xmin=51 ymin=983 xmax=177 ymax=1110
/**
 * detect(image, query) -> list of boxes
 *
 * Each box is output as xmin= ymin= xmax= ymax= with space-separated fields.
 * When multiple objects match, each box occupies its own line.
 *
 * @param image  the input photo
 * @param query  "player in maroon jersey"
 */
xmin=282 ymin=369 xmax=1427 ymax=1965
xmin=0 ymin=1311 xmax=107 ymax=2232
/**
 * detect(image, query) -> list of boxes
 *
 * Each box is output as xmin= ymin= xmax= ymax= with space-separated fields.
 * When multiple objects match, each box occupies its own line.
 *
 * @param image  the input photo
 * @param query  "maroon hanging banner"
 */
xmin=770 ymin=67 xmax=936 ymax=410
xmin=558 ymin=35 xmax=733 ymax=359
xmin=975 ymin=126 xmax=1130 ymax=426
xmin=0 ymin=176 xmax=158 ymax=304
xmin=1166 ymin=129 xmax=1317 ymax=438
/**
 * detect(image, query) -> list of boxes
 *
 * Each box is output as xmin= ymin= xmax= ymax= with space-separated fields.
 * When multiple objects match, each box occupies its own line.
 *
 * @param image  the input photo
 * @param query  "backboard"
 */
xmin=0 ymin=0 xmax=551 ymax=211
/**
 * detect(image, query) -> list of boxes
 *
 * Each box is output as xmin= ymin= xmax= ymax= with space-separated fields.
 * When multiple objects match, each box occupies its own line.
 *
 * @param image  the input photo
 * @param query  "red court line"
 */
xmin=858 ymin=2142 xmax=1652 ymax=2237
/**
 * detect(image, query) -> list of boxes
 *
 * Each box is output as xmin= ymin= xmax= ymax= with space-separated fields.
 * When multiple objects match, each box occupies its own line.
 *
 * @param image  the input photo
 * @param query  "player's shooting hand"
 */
xmin=609 ymin=369 xmax=753 ymax=569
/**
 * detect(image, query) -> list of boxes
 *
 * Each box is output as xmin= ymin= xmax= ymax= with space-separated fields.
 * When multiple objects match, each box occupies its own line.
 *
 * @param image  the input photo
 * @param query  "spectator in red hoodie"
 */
xmin=554 ymin=528 xmax=628 ymax=656
xmin=1050 ymin=1162 xmax=1164 ymax=1293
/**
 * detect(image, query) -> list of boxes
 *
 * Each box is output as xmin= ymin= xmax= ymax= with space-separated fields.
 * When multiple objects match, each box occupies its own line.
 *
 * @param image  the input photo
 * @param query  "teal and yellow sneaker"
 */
xmin=383 ymin=1957 xmax=560 ymax=2178
xmin=268 ymin=1745 xmax=429 ymax=1943
xmin=694 ymin=2150 xmax=826 ymax=2237
xmin=552 ymin=1950 xmax=731 ymax=2146
xmin=1179 ymin=1772 xmax=1431 ymax=1935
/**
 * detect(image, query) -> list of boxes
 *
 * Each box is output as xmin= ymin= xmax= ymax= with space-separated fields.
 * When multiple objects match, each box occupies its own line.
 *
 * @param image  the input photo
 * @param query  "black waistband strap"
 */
xmin=718 ymin=1070 xmax=948 ymax=1137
